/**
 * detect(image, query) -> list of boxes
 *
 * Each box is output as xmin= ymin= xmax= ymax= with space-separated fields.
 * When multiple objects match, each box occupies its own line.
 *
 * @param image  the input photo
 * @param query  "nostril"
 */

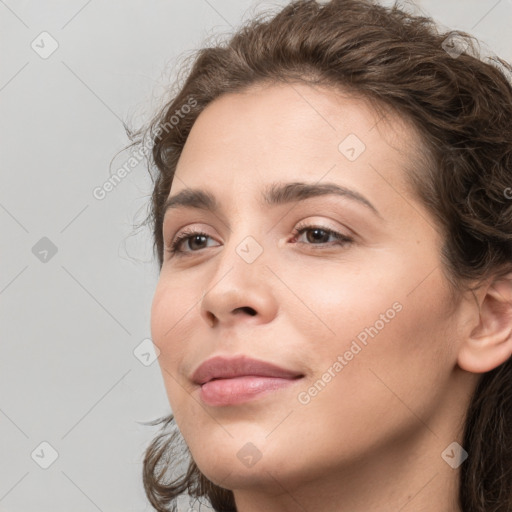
xmin=235 ymin=306 xmax=257 ymax=316
xmin=205 ymin=311 xmax=216 ymax=326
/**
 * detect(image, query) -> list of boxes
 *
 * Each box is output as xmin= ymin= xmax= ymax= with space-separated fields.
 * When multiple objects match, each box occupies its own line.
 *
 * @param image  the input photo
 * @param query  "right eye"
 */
xmin=165 ymin=228 xmax=220 ymax=257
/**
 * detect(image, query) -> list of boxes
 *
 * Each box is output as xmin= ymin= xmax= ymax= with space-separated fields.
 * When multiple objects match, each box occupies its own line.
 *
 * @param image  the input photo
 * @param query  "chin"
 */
xmin=196 ymin=455 xmax=291 ymax=494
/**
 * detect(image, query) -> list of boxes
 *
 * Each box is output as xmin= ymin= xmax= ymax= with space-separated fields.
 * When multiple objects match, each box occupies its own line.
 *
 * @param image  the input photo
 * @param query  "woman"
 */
xmin=127 ymin=0 xmax=512 ymax=510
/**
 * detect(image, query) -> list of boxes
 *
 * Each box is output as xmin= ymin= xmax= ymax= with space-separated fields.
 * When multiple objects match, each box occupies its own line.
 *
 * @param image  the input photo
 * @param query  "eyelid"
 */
xmin=165 ymin=215 xmax=354 ymax=239
xmin=164 ymin=220 xmax=208 ymax=239
xmin=294 ymin=217 xmax=355 ymax=236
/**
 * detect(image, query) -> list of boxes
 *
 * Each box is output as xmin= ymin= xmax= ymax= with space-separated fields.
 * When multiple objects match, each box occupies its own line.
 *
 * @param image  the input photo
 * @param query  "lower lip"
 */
xmin=199 ymin=376 xmax=301 ymax=406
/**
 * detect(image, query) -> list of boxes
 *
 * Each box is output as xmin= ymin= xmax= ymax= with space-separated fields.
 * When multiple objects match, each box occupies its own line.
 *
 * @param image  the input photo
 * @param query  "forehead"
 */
xmin=171 ymin=82 xmax=424 ymax=216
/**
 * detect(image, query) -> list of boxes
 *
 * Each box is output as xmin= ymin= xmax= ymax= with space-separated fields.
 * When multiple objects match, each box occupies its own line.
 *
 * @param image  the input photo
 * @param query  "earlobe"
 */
xmin=457 ymin=272 xmax=512 ymax=374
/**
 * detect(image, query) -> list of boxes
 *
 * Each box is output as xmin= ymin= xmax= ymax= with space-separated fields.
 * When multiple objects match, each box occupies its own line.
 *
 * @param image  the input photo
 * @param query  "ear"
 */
xmin=457 ymin=272 xmax=512 ymax=373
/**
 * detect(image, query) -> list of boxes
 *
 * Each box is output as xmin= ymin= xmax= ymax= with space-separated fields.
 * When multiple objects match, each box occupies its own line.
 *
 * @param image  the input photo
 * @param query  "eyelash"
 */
xmin=165 ymin=223 xmax=353 ymax=258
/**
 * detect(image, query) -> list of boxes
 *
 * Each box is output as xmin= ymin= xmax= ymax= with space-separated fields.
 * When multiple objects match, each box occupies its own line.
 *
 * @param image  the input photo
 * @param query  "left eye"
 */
xmin=291 ymin=225 xmax=353 ymax=247
xmin=165 ymin=224 xmax=353 ymax=257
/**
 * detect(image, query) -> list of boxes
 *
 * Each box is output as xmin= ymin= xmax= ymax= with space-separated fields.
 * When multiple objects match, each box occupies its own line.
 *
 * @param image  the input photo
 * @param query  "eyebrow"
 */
xmin=162 ymin=181 xmax=382 ymax=221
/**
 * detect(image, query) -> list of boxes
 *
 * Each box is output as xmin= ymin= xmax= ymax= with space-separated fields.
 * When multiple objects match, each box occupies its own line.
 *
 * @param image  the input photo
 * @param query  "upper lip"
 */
xmin=191 ymin=355 xmax=304 ymax=385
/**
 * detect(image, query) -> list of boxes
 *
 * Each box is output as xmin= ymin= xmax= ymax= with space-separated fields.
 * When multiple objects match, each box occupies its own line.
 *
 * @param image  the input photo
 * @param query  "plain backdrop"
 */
xmin=1 ymin=1 xmax=511 ymax=511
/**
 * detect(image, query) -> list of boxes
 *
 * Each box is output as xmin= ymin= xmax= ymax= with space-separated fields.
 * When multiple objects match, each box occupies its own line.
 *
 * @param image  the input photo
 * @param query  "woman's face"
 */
xmin=150 ymin=82 xmax=471 ymax=498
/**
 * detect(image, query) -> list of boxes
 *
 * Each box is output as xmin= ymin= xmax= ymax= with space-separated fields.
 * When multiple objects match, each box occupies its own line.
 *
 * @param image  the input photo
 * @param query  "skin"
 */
xmin=150 ymin=82 xmax=512 ymax=512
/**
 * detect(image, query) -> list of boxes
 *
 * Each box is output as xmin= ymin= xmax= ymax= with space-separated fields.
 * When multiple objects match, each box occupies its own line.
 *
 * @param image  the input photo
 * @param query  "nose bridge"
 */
xmin=218 ymin=199 xmax=271 ymax=270
xmin=211 ymin=222 xmax=270 ymax=288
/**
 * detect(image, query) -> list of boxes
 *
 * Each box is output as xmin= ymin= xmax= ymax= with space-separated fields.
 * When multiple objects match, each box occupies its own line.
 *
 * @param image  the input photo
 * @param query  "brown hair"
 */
xmin=125 ymin=1 xmax=512 ymax=510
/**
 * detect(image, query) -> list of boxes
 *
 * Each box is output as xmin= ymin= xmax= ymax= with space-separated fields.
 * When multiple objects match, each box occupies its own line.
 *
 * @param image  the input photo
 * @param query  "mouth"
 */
xmin=199 ymin=375 xmax=304 ymax=406
xmin=191 ymin=355 xmax=304 ymax=406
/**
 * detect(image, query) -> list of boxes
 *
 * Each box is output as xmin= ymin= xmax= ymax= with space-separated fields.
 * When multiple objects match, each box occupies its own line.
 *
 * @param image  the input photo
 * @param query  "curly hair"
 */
xmin=125 ymin=1 xmax=512 ymax=510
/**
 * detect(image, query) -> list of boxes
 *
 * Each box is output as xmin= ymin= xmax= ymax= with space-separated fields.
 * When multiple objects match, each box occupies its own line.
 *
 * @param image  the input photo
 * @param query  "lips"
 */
xmin=191 ymin=355 xmax=303 ymax=385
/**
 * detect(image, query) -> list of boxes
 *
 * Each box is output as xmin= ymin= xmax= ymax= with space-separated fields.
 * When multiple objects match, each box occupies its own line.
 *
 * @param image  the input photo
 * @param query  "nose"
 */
xmin=199 ymin=245 xmax=279 ymax=329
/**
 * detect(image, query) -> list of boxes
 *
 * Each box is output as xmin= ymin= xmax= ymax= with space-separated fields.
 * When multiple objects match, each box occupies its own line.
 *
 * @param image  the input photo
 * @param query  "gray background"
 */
xmin=1 ymin=1 xmax=511 ymax=511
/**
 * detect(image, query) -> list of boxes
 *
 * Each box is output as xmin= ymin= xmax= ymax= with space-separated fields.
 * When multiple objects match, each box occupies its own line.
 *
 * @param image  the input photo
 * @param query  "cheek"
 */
xmin=150 ymin=274 xmax=198 ymax=353
xmin=321 ymin=275 xmax=453 ymax=427
xmin=291 ymin=261 xmax=455 ymax=422
xmin=150 ymin=284 xmax=174 ymax=357
xmin=150 ymin=280 xmax=196 ymax=407
xmin=278 ymin=259 xmax=398 ymax=366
